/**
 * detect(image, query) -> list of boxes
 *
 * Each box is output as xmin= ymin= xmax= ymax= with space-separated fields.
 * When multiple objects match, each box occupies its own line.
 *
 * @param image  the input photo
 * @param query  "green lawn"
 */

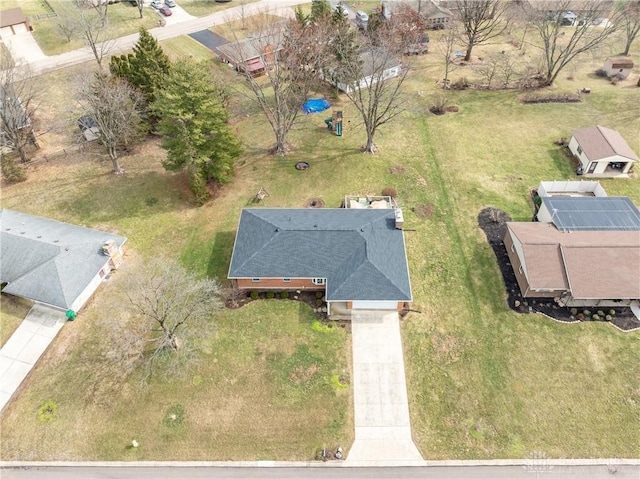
xmin=0 ymin=26 xmax=639 ymax=460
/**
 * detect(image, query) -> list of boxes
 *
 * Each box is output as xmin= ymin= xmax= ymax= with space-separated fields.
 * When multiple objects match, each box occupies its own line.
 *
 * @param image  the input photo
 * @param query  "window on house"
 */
xmin=252 ymin=278 xmax=260 ymax=283
xmin=511 ymin=244 xmax=515 ymax=253
xmin=312 ymin=278 xmax=326 ymax=285
xmin=99 ymin=269 xmax=106 ymax=278
xmin=283 ymin=278 xmax=291 ymax=283
xmin=577 ymin=145 xmax=582 ymax=155
xmin=518 ymin=265 xmax=523 ymax=275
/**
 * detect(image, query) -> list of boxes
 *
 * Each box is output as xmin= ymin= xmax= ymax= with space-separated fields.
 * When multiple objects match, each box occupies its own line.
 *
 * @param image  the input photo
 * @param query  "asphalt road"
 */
xmin=2 ymin=465 xmax=639 ymax=479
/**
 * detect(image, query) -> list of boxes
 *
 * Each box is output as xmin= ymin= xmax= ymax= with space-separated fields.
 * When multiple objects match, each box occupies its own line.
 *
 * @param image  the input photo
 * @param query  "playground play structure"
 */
xmin=325 ymin=111 xmax=343 ymax=136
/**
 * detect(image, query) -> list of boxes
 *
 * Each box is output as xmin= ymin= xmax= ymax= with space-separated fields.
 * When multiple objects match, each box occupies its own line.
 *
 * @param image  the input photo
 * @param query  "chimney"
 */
xmin=394 ymin=208 xmax=404 ymax=230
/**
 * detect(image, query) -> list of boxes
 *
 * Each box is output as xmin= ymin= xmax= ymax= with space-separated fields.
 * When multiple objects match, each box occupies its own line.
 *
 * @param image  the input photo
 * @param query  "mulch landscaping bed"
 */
xmin=477 ymin=207 xmax=640 ymax=332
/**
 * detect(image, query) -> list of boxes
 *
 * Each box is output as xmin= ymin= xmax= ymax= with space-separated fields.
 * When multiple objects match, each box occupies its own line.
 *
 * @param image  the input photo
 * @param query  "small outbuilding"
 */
xmin=603 ymin=56 xmax=634 ymax=80
xmin=0 ymin=8 xmax=30 ymax=38
xmin=568 ymin=125 xmax=638 ymax=177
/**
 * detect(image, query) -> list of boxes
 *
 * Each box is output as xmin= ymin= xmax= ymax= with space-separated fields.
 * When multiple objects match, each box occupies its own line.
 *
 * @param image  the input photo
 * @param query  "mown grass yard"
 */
xmin=0 ymin=22 xmax=639 ymax=460
xmin=0 ymin=296 xmax=32 ymax=348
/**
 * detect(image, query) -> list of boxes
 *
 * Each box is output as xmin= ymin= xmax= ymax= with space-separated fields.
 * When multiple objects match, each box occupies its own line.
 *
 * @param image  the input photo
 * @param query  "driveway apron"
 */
xmin=0 ymin=304 xmax=67 ymax=412
xmin=347 ymin=311 xmax=424 ymax=465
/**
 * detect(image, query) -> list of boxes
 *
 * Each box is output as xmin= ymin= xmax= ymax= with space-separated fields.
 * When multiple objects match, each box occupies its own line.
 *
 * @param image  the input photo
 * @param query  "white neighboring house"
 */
xmin=325 ymin=47 xmax=402 ymax=94
xmin=568 ymin=125 xmax=638 ymax=177
xmin=0 ymin=209 xmax=126 ymax=313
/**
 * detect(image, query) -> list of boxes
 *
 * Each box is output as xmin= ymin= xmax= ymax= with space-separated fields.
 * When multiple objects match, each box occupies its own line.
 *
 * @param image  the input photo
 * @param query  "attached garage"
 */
xmin=351 ymin=301 xmax=399 ymax=310
xmin=0 ymin=8 xmax=30 ymax=38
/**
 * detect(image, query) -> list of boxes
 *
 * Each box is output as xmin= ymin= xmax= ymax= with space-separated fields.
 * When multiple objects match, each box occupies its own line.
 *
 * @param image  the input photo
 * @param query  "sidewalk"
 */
xmin=346 ymin=311 xmax=424 ymax=465
xmin=0 ymin=304 xmax=67 ymax=412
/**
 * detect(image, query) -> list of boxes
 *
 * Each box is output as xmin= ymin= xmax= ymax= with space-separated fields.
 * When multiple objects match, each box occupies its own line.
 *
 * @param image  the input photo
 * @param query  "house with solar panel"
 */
xmin=504 ymin=196 xmax=640 ymax=308
xmin=228 ymin=208 xmax=412 ymax=317
xmin=0 ymin=209 xmax=126 ymax=313
xmin=569 ymin=125 xmax=638 ymax=177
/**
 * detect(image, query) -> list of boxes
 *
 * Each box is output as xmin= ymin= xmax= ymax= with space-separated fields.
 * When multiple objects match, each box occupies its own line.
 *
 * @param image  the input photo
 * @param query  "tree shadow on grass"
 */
xmin=206 ymin=230 xmax=236 ymax=280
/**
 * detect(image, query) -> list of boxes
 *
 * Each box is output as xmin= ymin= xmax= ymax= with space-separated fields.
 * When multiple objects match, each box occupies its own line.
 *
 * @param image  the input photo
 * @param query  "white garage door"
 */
xmin=351 ymin=300 xmax=398 ymax=310
xmin=13 ymin=23 xmax=28 ymax=34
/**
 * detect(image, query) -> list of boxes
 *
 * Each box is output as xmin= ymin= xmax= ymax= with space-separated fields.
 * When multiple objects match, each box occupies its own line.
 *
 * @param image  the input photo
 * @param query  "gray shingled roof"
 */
xmin=0 ymin=209 xmax=126 ymax=309
xmin=228 ymin=208 xmax=412 ymax=302
xmin=541 ymin=197 xmax=640 ymax=232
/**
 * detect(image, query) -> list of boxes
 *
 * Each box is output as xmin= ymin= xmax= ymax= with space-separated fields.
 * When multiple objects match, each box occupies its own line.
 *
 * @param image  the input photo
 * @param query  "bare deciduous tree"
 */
xmin=229 ymin=15 xmax=328 ymax=155
xmin=101 ymin=258 xmax=221 ymax=381
xmin=75 ymin=72 xmax=146 ymax=172
xmin=124 ymin=259 xmax=221 ymax=376
xmin=69 ymin=1 xmax=114 ymax=69
xmin=457 ymin=0 xmax=511 ymax=61
xmin=134 ymin=0 xmax=144 ymax=19
xmin=0 ymin=55 xmax=39 ymax=164
xmin=526 ymin=0 xmax=619 ymax=86
xmin=336 ymin=25 xmax=411 ymax=153
xmin=437 ymin=24 xmax=459 ymax=87
xmin=617 ymin=0 xmax=640 ymax=55
xmin=475 ymin=53 xmax=519 ymax=88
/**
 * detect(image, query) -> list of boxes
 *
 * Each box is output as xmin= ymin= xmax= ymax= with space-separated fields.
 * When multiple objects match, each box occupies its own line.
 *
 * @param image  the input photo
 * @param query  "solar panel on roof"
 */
xmin=542 ymin=197 xmax=640 ymax=232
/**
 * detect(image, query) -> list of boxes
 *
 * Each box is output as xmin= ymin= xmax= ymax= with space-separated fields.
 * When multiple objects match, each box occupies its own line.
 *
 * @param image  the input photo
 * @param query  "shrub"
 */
xmin=605 ymin=315 xmax=613 ymax=321
xmin=609 ymin=309 xmax=616 ymax=316
xmin=382 ymin=187 xmax=397 ymax=198
xmin=266 ymin=291 xmax=275 ymax=299
xmin=592 ymin=314 xmax=600 ymax=321
xmin=595 ymin=68 xmax=607 ymax=78
xmin=451 ymin=77 xmax=469 ymax=90
xmin=583 ymin=310 xmax=592 ymax=316
xmin=1 ymin=156 xmax=27 ymax=183
xmin=250 ymin=290 xmax=259 ymax=299
xmin=597 ymin=310 xmax=605 ymax=317
xmin=280 ymin=291 xmax=289 ymax=299
xmin=316 ymin=299 xmax=323 ymax=307
xmin=315 ymin=291 xmax=324 ymax=299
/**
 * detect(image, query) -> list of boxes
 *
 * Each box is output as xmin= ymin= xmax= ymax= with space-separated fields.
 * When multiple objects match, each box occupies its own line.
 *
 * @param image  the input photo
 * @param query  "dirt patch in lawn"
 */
xmin=477 ymin=207 xmax=640 ymax=331
xmin=389 ymin=165 xmax=406 ymax=174
xmin=412 ymin=204 xmax=435 ymax=218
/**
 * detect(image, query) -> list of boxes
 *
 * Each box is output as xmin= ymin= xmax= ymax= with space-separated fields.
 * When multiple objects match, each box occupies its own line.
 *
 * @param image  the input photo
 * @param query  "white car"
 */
xmin=164 ymin=0 xmax=176 ymax=7
xmin=150 ymin=0 xmax=162 ymax=8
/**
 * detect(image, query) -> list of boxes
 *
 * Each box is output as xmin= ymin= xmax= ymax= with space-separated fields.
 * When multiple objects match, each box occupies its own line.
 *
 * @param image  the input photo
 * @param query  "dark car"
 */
xmin=159 ymin=5 xmax=172 ymax=16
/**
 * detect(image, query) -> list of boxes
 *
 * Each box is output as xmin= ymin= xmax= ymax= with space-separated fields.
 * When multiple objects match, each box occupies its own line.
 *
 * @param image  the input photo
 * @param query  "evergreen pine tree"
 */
xmin=110 ymin=28 xmax=171 ymax=104
xmin=152 ymin=58 xmax=242 ymax=205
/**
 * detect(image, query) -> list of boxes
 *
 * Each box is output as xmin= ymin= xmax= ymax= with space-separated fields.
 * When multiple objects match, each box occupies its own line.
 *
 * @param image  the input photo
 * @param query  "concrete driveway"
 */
xmin=2 ymin=32 xmax=47 ymax=64
xmin=154 ymin=3 xmax=197 ymax=26
xmin=346 ymin=311 xmax=423 ymax=465
xmin=0 ymin=304 xmax=67 ymax=412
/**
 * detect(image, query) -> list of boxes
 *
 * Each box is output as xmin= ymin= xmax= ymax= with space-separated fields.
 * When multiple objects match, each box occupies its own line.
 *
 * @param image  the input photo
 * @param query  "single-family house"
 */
xmin=228 ymin=208 xmax=412 ymax=316
xmin=603 ymin=56 xmax=634 ymax=79
xmin=536 ymin=196 xmax=640 ymax=231
xmin=568 ymin=125 xmax=638 ymax=177
xmin=384 ymin=0 xmax=452 ymax=27
xmin=504 ymin=222 xmax=640 ymax=307
xmin=0 ymin=209 xmax=126 ymax=312
xmin=326 ymin=47 xmax=402 ymax=93
xmin=0 ymin=8 xmax=30 ymax=38
xmin=216 ymin=26 xmax=284 ymax=76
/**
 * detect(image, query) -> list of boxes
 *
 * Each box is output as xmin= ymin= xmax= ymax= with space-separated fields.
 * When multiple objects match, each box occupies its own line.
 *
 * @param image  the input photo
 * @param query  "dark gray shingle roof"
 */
xmin=541 ymin=197 xmax=640 ymax=232
xmin=228 ymin=208 xmax=412 ymax=301
xmin=0 ymin=209 xmax=127 ymax=309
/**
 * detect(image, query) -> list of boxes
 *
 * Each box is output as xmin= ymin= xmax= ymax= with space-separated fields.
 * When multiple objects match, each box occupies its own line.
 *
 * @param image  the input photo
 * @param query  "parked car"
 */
xmin=150 ymin=0 xmax=162 ymax=8
xmin=164 ymin=0 xmax=176 ymax=7
xmin=159 ymin=5 xmax=172 ymax=16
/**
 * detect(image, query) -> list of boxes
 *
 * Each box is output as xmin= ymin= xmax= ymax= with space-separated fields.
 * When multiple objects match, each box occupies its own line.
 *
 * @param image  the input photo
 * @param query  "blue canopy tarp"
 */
xmin=302 ymin=99 xmax=330 ymax=114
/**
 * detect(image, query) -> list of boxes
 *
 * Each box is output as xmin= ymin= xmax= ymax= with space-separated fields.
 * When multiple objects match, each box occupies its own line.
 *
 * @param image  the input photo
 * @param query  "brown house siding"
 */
xmin=504 ymin=231 xmax=533 ymax=297
xmin=235 ymin=278 xmax=324 ymax=291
